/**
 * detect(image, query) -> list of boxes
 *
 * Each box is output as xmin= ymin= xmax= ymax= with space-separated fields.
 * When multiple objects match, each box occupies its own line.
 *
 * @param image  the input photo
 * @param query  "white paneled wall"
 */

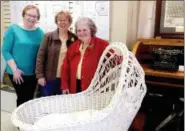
xmin=0 ymin=0 xmax=16 ymax=111
xmin=137 ymin=1 xmax=156 ymax=38
xmin=1 ymin=1 xmax=11 ymax=35
xmin=1 ymin=1 xmax=10 ymax=83
xmin=126 ymin=1 xmax=140 ymax=49
xmin=1 ymin=1 xmax=157 ymax=50
xmin=110 ymin=1 xmax=128 ymax=45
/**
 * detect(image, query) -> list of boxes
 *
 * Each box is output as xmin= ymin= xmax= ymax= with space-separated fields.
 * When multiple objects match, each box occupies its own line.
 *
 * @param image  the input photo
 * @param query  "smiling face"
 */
xmin=56 ymin=14 xmax=71 ymax=31
xmin=23 ymin=8 xmax=39 ymax=28
xmin=76 ymin=22 xmax=92 ymax=44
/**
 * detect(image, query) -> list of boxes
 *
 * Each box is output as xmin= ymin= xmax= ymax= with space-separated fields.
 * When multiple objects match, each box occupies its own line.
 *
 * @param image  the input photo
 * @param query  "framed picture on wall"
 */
xmin=154 ymin=0 xmax=184 ymax=39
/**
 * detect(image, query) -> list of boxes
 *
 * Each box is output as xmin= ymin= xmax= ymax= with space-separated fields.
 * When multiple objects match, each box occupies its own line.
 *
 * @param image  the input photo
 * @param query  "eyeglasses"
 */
xmin=25 ymin=13 xmax=38 ymax=19
xmin=57 ymin=19 xmax=69 ymax=23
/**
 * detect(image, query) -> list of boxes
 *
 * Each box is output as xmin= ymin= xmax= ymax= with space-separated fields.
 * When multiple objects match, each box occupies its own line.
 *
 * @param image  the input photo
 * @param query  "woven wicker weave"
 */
xmin=11 ymin=42 xmax=147 ymax=131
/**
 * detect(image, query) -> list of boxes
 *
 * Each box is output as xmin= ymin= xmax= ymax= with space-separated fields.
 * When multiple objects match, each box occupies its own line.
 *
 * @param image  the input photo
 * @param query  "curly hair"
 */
xmin=75 ymin=17 xmax=97 ymax=37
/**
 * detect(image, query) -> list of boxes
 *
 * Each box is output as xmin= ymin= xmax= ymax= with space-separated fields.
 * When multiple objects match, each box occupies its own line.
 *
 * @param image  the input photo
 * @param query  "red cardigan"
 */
xmin=61 ymin=37 xmax=109 ymax=93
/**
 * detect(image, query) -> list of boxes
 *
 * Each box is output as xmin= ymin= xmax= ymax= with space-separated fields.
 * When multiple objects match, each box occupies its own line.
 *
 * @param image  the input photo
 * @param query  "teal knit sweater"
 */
xmin=2 ymin=24 xmax=44 ymax=75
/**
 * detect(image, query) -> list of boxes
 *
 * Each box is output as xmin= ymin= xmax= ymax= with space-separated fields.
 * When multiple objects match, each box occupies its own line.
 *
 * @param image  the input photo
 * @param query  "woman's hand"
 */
xmin=13 ymin=69 xmax=24 ymax=85
xmin=38 ymin=78 xmax=46 ymax=87
xmin=62 ymin=89 xmax=70 ymax=94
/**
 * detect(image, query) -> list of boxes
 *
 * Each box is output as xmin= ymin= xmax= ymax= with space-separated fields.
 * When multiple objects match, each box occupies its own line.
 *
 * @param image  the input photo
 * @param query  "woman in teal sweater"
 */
xmin=2 ymin=5 xmax=44 ymax=107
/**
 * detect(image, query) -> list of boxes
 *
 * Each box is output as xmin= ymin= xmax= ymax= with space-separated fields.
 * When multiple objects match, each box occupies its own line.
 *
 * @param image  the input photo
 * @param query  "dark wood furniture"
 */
xmin=133 ymin=38 xmax=184 ymax=91
xmin=131 ymin=38 xmax=184 ymax=131
xmin=132 ymin=38 xmax=184 ymax=92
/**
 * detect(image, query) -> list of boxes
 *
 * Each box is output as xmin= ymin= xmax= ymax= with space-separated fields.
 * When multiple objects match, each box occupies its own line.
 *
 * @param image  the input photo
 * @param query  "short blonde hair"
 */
xmin=22 ymin=5 xmax=40 ymax=20
xmin=75 ymin=17 xmax=97 ymax=37
xmin=55 ymin=11 xmax=72 ymax=25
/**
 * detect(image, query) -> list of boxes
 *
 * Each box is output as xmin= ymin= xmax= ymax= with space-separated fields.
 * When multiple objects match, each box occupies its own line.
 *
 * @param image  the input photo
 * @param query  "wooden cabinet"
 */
xmin=132 ymin=38 xmax=184 ymax=92
xmin=130 ymin=38 xmax=184 ymax=131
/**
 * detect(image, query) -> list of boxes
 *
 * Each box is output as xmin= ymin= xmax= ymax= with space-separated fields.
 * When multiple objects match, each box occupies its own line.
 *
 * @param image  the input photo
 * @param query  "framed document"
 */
xmin=154 ymin=0 xmax=184 ymax=39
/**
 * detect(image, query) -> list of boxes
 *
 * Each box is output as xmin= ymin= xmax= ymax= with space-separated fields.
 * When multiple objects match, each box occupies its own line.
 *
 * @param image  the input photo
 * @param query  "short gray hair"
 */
xmin=75 ymin=17 xmax=97 ymax=37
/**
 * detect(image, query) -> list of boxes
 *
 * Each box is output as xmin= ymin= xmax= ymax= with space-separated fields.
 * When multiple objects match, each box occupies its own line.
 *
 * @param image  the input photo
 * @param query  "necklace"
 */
xmin=80 ymin=43 xmax=89 ymax=53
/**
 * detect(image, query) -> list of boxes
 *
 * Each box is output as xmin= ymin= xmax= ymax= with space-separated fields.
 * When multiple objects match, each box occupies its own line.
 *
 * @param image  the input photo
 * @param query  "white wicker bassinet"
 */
xmin=11 ymin=42 xmax=147 ymax=131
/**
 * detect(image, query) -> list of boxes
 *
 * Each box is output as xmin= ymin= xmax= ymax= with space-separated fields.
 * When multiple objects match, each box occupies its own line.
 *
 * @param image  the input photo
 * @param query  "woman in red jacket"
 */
xmin=61 ymin=17 xmax=109 ymax=94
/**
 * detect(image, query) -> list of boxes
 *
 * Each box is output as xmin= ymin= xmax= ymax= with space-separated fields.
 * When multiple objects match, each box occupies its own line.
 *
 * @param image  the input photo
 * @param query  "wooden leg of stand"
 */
xmin=130 ymin=112 xmax=146 ymax=131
